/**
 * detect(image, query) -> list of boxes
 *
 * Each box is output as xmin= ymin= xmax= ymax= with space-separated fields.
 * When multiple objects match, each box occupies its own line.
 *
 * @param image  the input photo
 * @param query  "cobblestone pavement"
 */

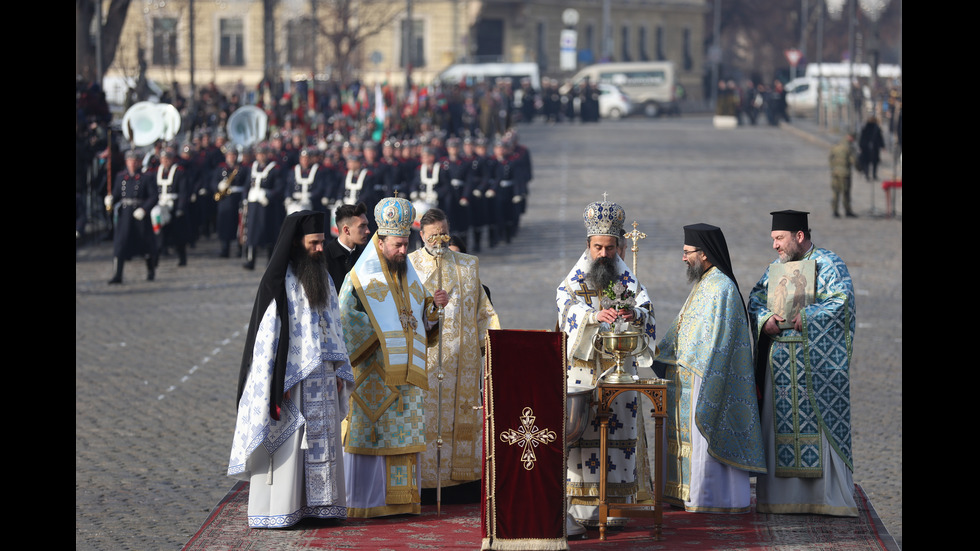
xmin=76 ymin=115 xmax=901 ymax=550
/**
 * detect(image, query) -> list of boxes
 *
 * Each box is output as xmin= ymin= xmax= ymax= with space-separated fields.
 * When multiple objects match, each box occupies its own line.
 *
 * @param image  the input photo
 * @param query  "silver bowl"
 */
xmin=566 ymin=385 xmax=595 ymax=443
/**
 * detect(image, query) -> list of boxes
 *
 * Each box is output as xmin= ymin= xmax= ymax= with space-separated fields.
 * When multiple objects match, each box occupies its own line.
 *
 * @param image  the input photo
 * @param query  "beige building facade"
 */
xmin=105 ymin=0 xmax=705 ymax=100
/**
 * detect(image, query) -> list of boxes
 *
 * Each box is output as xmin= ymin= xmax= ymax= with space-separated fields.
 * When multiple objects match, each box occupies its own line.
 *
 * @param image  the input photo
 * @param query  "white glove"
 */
xmin=258 ymin=191 xmax=269 ymax=207
xmin=410 ymin=191 xmax=420 ymax=201
xmin=321 ymin=197 xmax=330 ymax=206
xmin=472 ymin=189 xmax=482 ymax=198
xmin=485 ymin=189 xmax=496 ymax=198
xmin=198 ymin=188 xmax=207 ymax=196
xmin=218 ymin=180 xmax=229 ymax=193
xmin=104 ymin=196 xmax=113 ymax=209
xmin=133 ymin=208 xmax=146 ymax=221
xmin=512 ymin=195 xmax=523 ymax=204
xmin=459 ymin=197 xmax=469 ymax=207
xmin=190 ymin=193 xmax=197 ymax=203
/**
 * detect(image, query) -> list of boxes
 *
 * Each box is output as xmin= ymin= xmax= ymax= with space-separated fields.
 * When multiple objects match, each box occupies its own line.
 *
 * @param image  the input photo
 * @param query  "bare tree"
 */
xmin=314 ymin=0 xmax=404 ymax=85
xmin=76 ymin=0 xmax=134 ymax=83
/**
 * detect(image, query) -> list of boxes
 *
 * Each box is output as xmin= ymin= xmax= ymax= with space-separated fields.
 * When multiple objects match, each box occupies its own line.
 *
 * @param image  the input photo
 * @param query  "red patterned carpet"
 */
xmin=183 ymin=482 xmax=898 ymax=550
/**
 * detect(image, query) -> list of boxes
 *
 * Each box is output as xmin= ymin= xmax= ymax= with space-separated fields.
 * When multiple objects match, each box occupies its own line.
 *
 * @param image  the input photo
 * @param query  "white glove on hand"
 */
xmin=218 ymin=180 xmax=229 ymax=193
xmin=104 ymin=196 xmax=113 ymax=209
xmin=410 ymin=191 xmax=420 ymax=201
xmin=133 ymin=208 xmax=146 ymax=221
xmin=472 ymin=189 xmax=482 ymax=198
xmin=512 ymin=195 xmax=523 ymax=204
xmin=258 ymin=190 xmax=269 ymax=207
xmin=485 ymin=189 xmax=496 ymax=198
xmin=321 ymin=197 xmax=330 ymax=206
xmin=459 ymin=197 xmax=469 ymax=207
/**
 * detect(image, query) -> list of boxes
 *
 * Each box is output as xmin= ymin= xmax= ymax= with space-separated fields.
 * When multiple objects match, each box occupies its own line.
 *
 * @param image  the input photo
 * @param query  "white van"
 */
xmin=566 ymin=62 xmax=676 ymax=117
xmin=437 ymin=62 xmax=541 ymax=92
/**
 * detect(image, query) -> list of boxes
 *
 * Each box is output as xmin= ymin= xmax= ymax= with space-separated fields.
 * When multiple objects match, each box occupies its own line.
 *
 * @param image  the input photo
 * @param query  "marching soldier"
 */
xmin=284 ymin=147 xmax=325 ymax=216
xmin=157 ymin=148 xmax=193 ymax=267
xmin=210 ymin=144 xmax=246 ymax=258
xmin=486 ymin=139 xmax=525 ymax=247
xmin=242 ymin=143 xmax=285 ymax=270
xmin=106 ymin=149 xmax=158 ymax=284
xmin=441 ymin=137 xmax=472 ymax=246
xmin=410 ymin=145 xmax=449 ymax=214
xmin=337 ymin=152 xmax=382 ymax=231
xmin=467 ymin=136 xmax=492 ymax=252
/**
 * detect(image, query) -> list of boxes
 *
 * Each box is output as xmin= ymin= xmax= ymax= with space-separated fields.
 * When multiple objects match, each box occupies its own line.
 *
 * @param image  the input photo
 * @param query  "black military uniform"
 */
xmin=107 ymin=149 xmax=158 ymax=283
xmin=242 ymin=144 xmax=285 ymax=269
xmin=210 ymin=144 xmax=247 ymax=258
xmin=157 ymin=149 xmax=193 ymax=266
xmin=441 ymin=137 xmax=473 ymax=244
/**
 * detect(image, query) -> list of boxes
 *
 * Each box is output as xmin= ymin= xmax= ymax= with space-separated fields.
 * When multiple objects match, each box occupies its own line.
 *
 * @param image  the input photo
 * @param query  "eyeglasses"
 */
xmin=682 ymin=249 xmax=702 ymax=257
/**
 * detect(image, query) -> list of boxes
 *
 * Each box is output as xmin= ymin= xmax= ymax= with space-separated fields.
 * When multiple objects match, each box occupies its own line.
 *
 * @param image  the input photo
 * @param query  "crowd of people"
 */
xmin=79 ymin=76 xmax=538 ymax=281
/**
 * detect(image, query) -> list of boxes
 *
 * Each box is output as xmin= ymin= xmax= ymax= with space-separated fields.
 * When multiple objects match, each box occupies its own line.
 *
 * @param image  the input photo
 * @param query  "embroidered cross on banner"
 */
xmin=500 ymin=407 xmax=557 ymax=470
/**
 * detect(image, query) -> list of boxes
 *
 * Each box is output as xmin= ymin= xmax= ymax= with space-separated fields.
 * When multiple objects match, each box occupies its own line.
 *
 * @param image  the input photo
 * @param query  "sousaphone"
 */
xmin=227 ymin=105 xmax=269 ymax=147
xmin=122 ymin=101 xmax=170 ymax=146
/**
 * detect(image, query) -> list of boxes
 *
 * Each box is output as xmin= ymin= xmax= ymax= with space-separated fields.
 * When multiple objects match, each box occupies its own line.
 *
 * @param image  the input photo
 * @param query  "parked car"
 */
xmin=597 ymin=83 xmax=633 ymax=119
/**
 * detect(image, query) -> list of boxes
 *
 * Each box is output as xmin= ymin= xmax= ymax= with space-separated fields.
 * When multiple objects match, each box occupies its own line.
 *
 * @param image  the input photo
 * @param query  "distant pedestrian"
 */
xmin=858 ymin=116 xmax=885 ymax=181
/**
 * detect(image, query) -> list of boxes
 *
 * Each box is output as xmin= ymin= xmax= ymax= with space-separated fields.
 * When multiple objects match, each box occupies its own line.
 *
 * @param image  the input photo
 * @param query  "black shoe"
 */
xmin=833 ymin=212 xmax=840 ymax=218
xmin=846 ymin=212 xmax=857 ymax=218
xmin=243 ymin=261 xmax=255 ymax=270
xmin=178 ymin=259 xmax=187 ymax=267
xmin=108 ymin=276 xmax=122 ymax=285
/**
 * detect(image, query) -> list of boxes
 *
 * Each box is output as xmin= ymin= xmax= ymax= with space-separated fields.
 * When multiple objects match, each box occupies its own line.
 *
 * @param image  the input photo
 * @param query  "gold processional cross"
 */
xmin=500 ymin=407 xmax=557 ymax=470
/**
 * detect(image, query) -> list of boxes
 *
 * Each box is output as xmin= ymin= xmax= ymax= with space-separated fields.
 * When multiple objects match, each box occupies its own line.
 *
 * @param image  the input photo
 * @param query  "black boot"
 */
xmin=146 ymin=257 xmax=156 ymax=281
xmin=243 ymin=246 xmax=255 ymax=270
xmin=108 ymin=257 xmax=124 ymax=284
xmin=472 ymin=229 xmax=482 ymax=253
xmin=177 ymin=244 xmax=187 ymax=267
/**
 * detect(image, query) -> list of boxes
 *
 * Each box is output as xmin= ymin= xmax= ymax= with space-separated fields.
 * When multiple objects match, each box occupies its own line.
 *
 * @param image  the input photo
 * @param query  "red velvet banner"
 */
xmin=482 ymin=330 xmax=568 ymax=550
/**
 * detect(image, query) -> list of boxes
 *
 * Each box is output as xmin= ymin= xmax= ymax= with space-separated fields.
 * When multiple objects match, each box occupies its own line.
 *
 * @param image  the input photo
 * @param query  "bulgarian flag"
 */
xmin=373 ymin=83 xmax=385 ymax=142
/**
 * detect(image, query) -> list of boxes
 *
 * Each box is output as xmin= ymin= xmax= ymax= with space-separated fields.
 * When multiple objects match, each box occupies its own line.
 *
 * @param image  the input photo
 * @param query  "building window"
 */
xmin=400 ymin=19 xmax=425 ymax=68
xmin=621 ymin=25 xmax=631 ymax=62
xmin=683 ymin=28 xmax=693 ymax=71
xmin=638 ymin=26 xmax=649 ymax=61
xmin=152 ymin=17 xmax=178 ymax=66
xmin=219 ymin=18 xmax=244 ymax=67
xmin=656 ymin=26 xmax=665 ymax=61
xmin=287 ymin=18 xmax=315 ymax=68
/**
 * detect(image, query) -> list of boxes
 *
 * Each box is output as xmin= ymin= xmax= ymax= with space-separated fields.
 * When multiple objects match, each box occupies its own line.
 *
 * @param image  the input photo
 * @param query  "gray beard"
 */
xmin=686 ymin=259 xmax=706 ymax=283
xmin=585 ymin=256 xmax=617 ymax=293
xmin=294 ymin=250 xmax=330 ymax=309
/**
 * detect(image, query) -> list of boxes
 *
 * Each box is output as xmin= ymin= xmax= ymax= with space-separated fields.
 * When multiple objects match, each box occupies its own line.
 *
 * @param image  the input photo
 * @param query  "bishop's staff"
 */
xmin=426 ymin=231 xmax=452 ymax=515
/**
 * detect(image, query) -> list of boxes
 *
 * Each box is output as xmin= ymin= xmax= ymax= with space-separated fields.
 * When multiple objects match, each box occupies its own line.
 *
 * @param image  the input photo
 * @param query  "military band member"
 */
xmin=106 ymin=149 xmax=158 ymax=284
xmin=211 ymin=144 xmax=247 ymax=258
xmin=284 ymin=147 xmax=325 ymax=216
xmin=157 ymin=148 xmax=193 ymax=267
xmin=243 ymin=143 xmax=285 ymax=270
xmin=441 ymin=137 xmax=472 ymax=246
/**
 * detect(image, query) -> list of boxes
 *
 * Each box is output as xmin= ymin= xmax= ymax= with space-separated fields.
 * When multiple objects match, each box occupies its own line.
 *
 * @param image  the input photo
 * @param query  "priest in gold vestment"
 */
xmin=409 ymin=208 xmax=500 ymax=500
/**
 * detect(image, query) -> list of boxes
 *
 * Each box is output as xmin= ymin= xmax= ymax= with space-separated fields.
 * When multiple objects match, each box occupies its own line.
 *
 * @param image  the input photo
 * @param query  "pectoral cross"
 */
xmin=575 ymin=281 xmax=600 ymax=302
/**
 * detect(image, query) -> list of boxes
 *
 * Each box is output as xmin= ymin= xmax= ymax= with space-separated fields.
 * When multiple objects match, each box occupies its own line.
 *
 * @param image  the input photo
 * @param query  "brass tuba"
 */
xmin=121 ymin=101 xmax=182 ymax=146
xmin=226 ymin=105 xmax=269 ymax=147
